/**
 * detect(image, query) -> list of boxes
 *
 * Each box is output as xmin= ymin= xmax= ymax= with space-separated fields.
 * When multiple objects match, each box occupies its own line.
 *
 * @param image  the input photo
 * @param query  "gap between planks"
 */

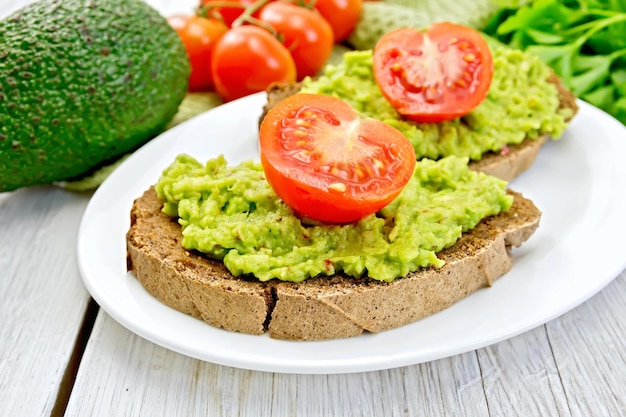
xmin=50 ymin=298 xmax=100 ymax=417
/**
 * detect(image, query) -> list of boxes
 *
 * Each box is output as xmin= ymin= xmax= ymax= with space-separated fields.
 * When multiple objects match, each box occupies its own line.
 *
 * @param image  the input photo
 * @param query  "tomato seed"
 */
xmin=328 ymin=182 xmax=347 ymax=192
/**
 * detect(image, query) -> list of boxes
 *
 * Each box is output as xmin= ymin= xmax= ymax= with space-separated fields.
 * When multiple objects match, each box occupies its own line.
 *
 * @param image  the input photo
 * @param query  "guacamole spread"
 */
xmin=155 ymin=154 xmax=512 ymax=283
xmin=300 ymin=48 xmax=573 ymax=160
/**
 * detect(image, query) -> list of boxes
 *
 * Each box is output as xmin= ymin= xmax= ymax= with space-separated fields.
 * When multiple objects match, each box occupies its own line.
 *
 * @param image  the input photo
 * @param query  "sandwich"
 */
xmin=126 ymin=25 xmax=576 ymax=341
xmin=127 ymin=155 xmax=540 ymax=341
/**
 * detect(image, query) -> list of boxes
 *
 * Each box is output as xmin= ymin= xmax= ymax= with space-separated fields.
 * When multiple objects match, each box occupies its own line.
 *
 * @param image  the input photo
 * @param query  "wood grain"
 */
xmin=65 ymin=312 xmax=489 ymax=417
xmin=547 ymin=273 xmax=626 ymax=417
xmin=0 ymin=187 xmax=92 ymax=417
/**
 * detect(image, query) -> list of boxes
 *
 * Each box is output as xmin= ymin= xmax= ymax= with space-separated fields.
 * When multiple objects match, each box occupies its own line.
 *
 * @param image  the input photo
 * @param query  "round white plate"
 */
xmin=77 ymin=93 xmax=626 ymax=374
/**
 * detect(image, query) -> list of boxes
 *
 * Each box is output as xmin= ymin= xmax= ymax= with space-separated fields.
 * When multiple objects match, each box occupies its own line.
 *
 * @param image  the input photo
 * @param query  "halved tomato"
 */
xmin=259 ymin=93 xmax=416 ymax=224
xmin=373 ymin=23 xmax=494 ymax=123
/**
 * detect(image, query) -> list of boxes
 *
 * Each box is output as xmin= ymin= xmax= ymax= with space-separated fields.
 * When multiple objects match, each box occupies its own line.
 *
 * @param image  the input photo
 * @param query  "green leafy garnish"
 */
xmin=484 ymin=0 xmax=626 ymax=124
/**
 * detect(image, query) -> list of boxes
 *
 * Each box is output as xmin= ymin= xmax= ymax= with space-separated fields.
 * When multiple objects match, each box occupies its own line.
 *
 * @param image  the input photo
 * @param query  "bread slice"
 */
xmin=261 ymin=72 xmax=578 ymax=182
xmin=126 ymin=186 xmax=541 ymax=341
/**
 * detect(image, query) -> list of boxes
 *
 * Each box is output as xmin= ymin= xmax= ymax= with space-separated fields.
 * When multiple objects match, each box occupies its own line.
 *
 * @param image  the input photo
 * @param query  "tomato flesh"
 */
xmin=373 ymin=23 xmax=494 ymax=123
xmin=259 ymin=94 xmax=416 ymax=223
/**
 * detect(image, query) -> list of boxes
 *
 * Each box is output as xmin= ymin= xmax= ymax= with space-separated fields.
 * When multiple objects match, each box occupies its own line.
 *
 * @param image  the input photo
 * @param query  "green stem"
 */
xmin=231 ymin=0 xmax=272 ymax=27
xmin=609 ymin=47 xmax=626 ymax=61
xmin=567 ymin=12 xmax=626 ymax=44
xmin=240 ymin=15 xmax=279 ymax=38
xmin=196 ymin=1 xmax=247 ymax=19
xmin=575 ymin=0 xmax=622 ymax=16
xmin=295 ymin=0 xmax=317 ymax=9
xmin=552 ymin=11 xmax=626 ymax=85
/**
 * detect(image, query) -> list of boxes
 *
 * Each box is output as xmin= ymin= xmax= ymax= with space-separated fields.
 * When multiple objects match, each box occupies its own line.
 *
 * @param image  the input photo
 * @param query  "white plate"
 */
xmin=77 ymin=93 xmax=626 ymax=374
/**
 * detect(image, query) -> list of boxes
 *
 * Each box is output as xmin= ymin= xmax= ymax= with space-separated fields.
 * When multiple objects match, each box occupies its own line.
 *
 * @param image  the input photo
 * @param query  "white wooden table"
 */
xmin=2 ymin=1 xmax=625 ymax=416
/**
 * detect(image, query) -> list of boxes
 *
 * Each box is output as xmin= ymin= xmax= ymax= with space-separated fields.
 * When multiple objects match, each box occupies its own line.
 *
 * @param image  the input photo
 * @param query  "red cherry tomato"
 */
xmin=167 ymin=15 xmax=228 ymax=91
xmin=258 ymin=2 xmax=334 ymax=80
xmin=373 ymin=23 xmax=494 ymax=123
xmin=259 ymin=93 xmax=416 ymax=223
xmin=313 ymin=0 xmax=363 ymax=42
xmin=211 ymin=25 xmax=296 ymax=102
xmin=199 ymin=0 xmax=257 ymax=27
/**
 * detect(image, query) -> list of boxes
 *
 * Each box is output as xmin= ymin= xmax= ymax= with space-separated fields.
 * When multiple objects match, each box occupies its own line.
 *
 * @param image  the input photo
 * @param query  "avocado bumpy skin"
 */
xmin=0 ymin=0 xmax=191 ymax=192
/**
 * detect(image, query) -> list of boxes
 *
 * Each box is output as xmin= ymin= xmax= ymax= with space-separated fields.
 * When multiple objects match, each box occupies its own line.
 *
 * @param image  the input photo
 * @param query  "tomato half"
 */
xmin=167 ymin=15 xmax=228 ymax=91
xmin=313 ymin=0 xmax=363 ymax=42
xmin=373 ymin=23 xmax=494 ymax=123
xmin=259 ymin=93 xmax=416 ymax=223
xmin=258 ymin=2 xmax=334 ymax=80
xmin=211 ymin=25 xmax=296 ymax=102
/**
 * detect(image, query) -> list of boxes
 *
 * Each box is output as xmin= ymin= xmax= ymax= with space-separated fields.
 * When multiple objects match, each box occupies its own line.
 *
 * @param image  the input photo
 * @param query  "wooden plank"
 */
xmin=65 ymin=310 xmax=492 ymax=417
xmin=477 ymin=271 xmax=626 ymax=417
xmin=547 ymin=271 xmax=626 ymax=417
xmin=478 ymin=327 xmax=570 ymax=416
xmin=0 ymin=187 xmax=93 ymax=417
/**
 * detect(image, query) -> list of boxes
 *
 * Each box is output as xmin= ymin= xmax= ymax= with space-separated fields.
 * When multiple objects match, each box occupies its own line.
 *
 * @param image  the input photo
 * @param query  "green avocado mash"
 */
xmin=155 ymin=154 xmax=512 ymax=283
xmin=300 ymin=48 xmax=573 ymax=160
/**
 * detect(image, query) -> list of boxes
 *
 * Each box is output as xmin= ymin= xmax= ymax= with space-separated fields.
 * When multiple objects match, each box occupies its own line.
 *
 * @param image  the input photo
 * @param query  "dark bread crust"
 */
xmin=126 ymin=189 xmax=273 ymax=335
xmin=261 ymin=73 xmax=578 ymax=182
xmin=127 ymin=187 xmax=541 ymax=341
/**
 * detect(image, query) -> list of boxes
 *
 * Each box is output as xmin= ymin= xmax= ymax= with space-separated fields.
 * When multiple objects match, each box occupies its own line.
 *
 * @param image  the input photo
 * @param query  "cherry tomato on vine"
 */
xmin=373 ymin=23 xmax=494 ymax=123
xmin=167 ymin=14 xmax=228 ymax=91
xmin=313 ymin=0 xmax=363 ymax=42
xmin=199 ymin=0 xmax=257 ymax=27
xmin=211 ymin=25 xmax=296 ymax=102
xmin=258 ymin=2 xmax=334 ymax=80
xmin=259 ymin=93 xmax=416 ymax=224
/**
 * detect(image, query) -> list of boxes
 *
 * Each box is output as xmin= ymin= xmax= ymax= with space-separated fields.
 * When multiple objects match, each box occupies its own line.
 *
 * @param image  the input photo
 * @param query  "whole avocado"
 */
xmin=0 ymin=0 xmax=190 ymax=192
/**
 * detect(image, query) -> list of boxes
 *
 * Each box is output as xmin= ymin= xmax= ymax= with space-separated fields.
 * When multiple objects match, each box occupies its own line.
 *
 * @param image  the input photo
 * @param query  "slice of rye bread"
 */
xmin=260 ymin=72 xmax=578 ymax=182
xmin=126 ymin=186 xmax=541 ymax=341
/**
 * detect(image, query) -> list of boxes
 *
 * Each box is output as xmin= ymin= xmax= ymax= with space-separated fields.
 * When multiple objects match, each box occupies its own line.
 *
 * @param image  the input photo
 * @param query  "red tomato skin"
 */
xmin=258 ymin=2 xmax=334 ymax=80
xmin=211 ymin=26 xmax=296 ymax=102
xmin=199 ymin=0 xmax=257 ymax=27
xmin=314 ymin=0 xmax=363 ymax=42
xmin=260 ymin=152 xmax=406 ymax=223
xmin=373 ymin=23 xmax=494 ymax=123
xmin=259 ymin=94 xmax=416 ymax=224
xmin=167 ymin=15 xmax=228 ymax=91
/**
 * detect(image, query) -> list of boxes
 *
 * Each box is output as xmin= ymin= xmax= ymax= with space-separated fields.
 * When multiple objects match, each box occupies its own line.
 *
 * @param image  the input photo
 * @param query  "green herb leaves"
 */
xmin=484 ymin=0 xmax=626 ymax=124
